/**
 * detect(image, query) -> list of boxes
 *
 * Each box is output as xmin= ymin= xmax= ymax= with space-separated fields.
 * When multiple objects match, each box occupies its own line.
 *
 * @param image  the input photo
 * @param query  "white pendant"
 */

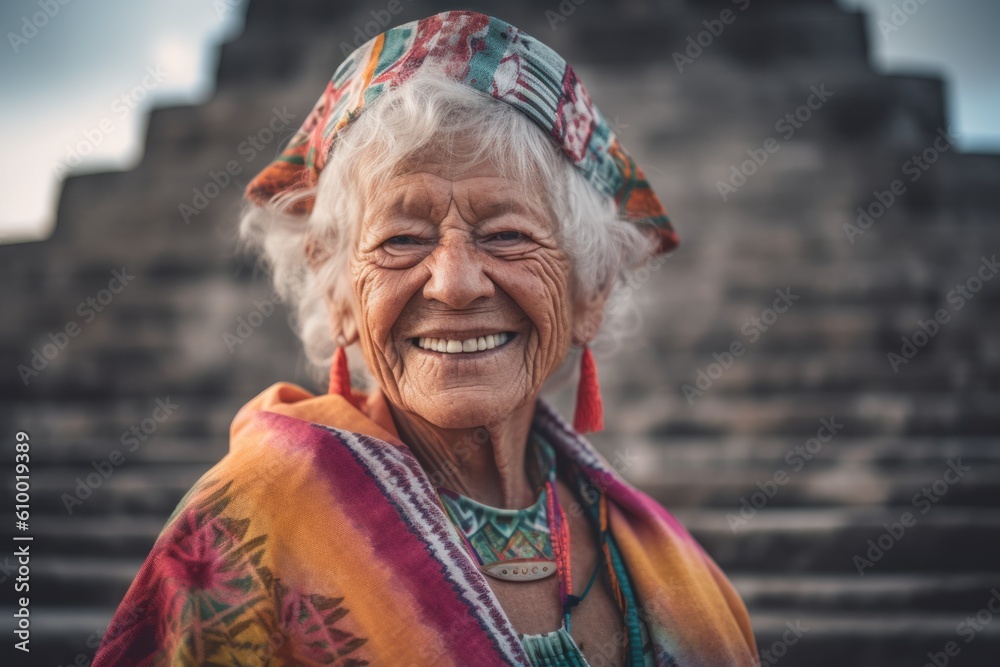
xmin=481 ymin=558 xmax=557 ymax=582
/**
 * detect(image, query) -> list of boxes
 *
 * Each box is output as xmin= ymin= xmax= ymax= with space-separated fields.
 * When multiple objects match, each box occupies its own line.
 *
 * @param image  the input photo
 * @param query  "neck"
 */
xmin=386 ymin=399 xmax=539 ymax=509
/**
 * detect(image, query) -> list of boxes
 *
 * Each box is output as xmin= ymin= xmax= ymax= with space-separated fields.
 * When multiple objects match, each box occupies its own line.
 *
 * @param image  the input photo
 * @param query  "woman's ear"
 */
xmin=307 ymin=236 xmax=359 ymax=346
xmin=322 ymin=279 xmax=360 ymax=347
xmin=571 ymin=279 xmax=614 ymax=346
xmin=304 ymin=235 xmax=328 ymax=273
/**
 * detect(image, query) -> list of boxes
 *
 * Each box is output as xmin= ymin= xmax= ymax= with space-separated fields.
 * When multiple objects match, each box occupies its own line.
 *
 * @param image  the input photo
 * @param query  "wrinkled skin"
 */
xmin=312 ymin=150 xmax=611 ymax=507
xmin=309 ymin=153 xmax=626 ymax=665
xmin=351 ymin=159 xmax=575 ymax=430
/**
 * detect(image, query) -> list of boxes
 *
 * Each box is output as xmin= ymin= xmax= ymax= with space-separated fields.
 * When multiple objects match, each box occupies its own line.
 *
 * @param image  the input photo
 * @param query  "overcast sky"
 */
xmin=0 ymin=0 xmax=996 ymax=243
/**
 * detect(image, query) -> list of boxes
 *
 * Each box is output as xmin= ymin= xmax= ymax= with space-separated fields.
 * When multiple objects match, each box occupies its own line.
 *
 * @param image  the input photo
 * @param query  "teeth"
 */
xmin=417 ymin=332 xmax=509 ymax=353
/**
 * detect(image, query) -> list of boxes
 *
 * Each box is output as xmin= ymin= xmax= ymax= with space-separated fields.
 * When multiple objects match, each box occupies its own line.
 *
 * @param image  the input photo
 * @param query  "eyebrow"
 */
xmin=468 ymin=197 xmax=535 ymax=221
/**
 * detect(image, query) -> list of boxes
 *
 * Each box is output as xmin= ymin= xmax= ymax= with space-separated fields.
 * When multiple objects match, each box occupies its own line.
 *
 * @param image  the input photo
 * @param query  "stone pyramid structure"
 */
xmin=1 ymin=0 xmax=998 ymax=664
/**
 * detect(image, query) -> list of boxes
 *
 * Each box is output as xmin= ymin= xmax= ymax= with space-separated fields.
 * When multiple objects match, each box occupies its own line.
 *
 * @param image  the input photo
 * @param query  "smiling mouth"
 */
xmin=410 ymin=332 xmax=516 ymax=354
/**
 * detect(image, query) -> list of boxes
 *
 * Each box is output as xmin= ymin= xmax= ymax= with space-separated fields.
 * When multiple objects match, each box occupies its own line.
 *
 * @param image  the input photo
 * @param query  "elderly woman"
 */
xmin=94 ymin=11 xmax=757 ymax=667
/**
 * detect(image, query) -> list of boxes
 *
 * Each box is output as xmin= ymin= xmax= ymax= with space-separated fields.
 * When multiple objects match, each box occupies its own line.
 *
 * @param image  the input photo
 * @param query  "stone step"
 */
xmin=657 ymin=220 xmax=1000 ymax=266
xmin=0 ymin=608 xmax=115 ymax=667
xmin=715 ymin=251 xmax=1000 ymax=303
xmin=692 ymin=0 xmax=839 ymax=7
xmin=506 ymin=7 xmax=878 ymax=72
xmin=643 ymin=472 xmax=993 ymax=509
xmin=0 ymin=275 xmax=277 ymax=344
xmin=0 ymin=330 xmax=303 ymax=400
xmin=611 ymin=392 xmax=1000 ymax=437
xmin=214 ymin=3 xmax=863 ymax=87
xmin=733 ymin=574 xmax=1000 ymax=613
xmin=676 ymin=507 xmax=1000 ymax=573
xmin=12 ymin=436 xmax=224 ymax=464
xmin=22 ymin=465 xmax=209 ymax=517
xmin=595 ymin=435 xmax=1000 ymax=468
xmin=0 ymin=395 xmax=248 ymax=437
xmin=604 ymin=354 xmax=1000 ymax=395
xmin=29 ymin=558 xmax=138 ymax=610
xmin=749 ymin=610 xmax=1000 ymax=667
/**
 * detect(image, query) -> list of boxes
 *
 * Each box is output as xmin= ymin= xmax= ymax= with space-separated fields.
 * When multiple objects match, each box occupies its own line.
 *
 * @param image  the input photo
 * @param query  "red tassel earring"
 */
xmin=573 ymin=344 xmax=604 ymax=434
xmin=328 ymin=345 xmax=353 ymax=398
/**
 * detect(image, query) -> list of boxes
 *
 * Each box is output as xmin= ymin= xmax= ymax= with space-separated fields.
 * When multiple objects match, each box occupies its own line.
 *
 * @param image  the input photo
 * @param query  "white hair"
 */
xmin=239 ymin=67 xmax=658 ymax=386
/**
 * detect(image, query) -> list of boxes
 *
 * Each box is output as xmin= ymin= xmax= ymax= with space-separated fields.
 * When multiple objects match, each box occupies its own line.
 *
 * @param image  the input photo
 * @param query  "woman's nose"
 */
xmin=422 ymin=235 xmax=495 ymax=309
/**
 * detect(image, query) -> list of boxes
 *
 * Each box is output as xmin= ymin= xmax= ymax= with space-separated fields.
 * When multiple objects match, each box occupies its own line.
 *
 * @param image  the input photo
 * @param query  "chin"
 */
xmin=405 ymin=384 xmax=528 ymax=429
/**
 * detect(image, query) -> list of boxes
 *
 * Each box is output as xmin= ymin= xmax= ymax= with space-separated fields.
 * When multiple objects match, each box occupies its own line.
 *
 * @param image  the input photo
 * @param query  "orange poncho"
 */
xmin=93 ymin=383 xmax=758 ymax=666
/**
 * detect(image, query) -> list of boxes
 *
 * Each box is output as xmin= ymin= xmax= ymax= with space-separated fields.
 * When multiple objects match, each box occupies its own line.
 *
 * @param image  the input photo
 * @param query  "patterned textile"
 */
xmin=244 ymin=10 xmax=679 ymax=255
xmin=92 ymin=383 xmax=758 ymax=666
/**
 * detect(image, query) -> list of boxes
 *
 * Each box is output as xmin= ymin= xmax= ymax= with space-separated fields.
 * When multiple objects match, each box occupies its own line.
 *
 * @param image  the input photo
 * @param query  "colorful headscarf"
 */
xmin=245 ymin=10 xmax=679 ymax=255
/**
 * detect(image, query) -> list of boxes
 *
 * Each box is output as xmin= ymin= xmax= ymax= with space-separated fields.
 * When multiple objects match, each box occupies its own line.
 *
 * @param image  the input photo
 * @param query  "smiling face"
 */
xmin=333 ymin=152 xmax=602 ymax=429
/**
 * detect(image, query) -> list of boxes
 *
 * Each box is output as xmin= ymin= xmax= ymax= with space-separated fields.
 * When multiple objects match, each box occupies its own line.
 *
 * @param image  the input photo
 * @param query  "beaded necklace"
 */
xmin=435 ymin=434 xmax=604 ymax=628
xmin=435 ymin=432 xmax=652 ymax=665
xmin=437 ymin=435 xmax=564 ymax=580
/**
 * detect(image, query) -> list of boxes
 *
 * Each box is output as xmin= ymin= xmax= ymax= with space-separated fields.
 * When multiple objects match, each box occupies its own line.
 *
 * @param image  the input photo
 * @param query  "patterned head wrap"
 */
xmin=245 ymin=10 xmax=679 ymax=254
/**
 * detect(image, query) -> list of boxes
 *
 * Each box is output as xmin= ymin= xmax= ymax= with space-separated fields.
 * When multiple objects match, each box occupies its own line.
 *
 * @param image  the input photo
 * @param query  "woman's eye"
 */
xmin=385 ymin=235 xmax=419 ymax=246
xmin=492 ymin=231 xmax=525 ymax=242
